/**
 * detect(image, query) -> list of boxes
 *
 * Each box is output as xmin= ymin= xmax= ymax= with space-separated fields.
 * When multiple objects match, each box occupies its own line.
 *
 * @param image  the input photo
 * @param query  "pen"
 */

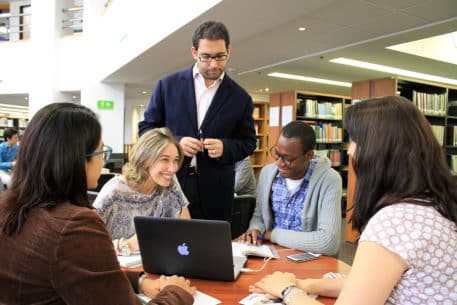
xmin=255 ymin=235 xmax=266 ymax=242
xmin=198 ymin=129 xmax=204 ymax=152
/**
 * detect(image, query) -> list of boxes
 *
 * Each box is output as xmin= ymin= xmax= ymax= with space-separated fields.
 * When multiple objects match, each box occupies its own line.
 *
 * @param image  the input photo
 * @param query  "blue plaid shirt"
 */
xmin=271 ymin=159 xmax=316 ymax=231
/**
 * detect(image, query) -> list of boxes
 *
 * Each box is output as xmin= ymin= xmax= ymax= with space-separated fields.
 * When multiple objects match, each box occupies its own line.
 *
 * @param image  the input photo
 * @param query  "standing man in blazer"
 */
xmin=139 ymin=21 xmax=256 ymax=221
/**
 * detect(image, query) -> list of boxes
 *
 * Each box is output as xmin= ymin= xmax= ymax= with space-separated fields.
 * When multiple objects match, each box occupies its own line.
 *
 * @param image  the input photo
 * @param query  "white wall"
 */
xmin=81 ymin=82 xmax=125 ymax=153
xmin=0 ymin=41 xmax=32 ymax=93
xmin=58 ymin=35 xmax=85 ymax=91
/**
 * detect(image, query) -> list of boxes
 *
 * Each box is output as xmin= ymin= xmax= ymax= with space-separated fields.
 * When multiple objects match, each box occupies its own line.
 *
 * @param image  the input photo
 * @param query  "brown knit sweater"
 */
xmin=0 ymin=202 xmax=193 ymax=305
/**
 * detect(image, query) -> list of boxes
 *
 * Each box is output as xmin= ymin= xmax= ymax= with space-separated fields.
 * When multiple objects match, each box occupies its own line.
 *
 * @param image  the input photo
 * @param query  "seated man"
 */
xmin=239 ymin=121 xmax=341 ymax=255
xmin=0 ymin=128 xmax=19 ymax=188
xmin=234 ymin=156 xmax=256 ymax=197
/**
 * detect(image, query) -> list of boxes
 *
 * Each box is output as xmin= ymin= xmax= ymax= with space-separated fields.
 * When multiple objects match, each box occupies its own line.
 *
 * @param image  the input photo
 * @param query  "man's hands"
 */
xmin=238 ymin=229 xmax=270 ymax=246
xmin=179 ymin=137 xmax=223 ymax=159
xmin=203 ymin=138 xmax=223 ymax=158
xmin=180 ymin=137 xmax=203 ymax=157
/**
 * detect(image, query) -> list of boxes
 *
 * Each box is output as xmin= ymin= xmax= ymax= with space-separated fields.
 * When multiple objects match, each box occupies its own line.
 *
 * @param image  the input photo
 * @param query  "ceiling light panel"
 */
xmin=330 ymin=58 xmax=457 ymax=86
xmin=268 ymin=72 xmax=352 ymax=87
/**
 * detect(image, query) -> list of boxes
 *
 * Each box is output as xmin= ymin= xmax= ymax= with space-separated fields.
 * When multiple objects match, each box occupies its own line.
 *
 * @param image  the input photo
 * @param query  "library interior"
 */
xmin=0 ymin=1 xmax=456 ymax=305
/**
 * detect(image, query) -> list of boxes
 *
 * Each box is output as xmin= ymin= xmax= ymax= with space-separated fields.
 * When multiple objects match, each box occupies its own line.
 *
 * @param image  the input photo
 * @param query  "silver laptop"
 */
xmin=134 ymin=216 xmax=247 ymax=281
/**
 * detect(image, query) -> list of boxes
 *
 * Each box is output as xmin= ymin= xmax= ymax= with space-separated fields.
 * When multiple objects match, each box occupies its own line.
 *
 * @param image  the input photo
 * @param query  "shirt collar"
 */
xmin=275 ymin=157 xmax=316 ymax=183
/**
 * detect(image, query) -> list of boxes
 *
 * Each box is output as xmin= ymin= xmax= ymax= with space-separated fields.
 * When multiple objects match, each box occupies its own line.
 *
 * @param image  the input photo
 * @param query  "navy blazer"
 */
xmin=139 ymin=66 xmax=256 ymax=220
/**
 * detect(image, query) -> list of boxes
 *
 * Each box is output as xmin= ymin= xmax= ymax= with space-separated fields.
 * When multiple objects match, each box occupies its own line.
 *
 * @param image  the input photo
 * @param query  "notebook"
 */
xmin=134 ymin=216 xmax=247 ymax=281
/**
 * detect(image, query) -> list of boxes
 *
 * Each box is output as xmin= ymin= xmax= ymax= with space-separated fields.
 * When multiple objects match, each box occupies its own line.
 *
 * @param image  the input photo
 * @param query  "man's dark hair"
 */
xmin=3 ymin=127 xmax=18 ymax=142
xmin=192 ymin=21 xmax=230 ymax=50
xmin=281 ymin=121 xmax=316 ymax=153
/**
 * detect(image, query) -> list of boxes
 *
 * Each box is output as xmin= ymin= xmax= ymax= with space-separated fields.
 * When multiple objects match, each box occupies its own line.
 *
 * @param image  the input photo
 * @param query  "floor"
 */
xmin=337 ymin=218 xmax=357 ymax=266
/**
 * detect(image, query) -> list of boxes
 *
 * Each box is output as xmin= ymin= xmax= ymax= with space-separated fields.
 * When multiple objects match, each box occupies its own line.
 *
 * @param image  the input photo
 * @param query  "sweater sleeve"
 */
xmin=270 ymin=169 xmax=342 ymax=256
xmin=247 ymin=165 xmax=272 ymax=233
xmin=147 ymin=286 xmax=194 ymax=305
xmin=51 ymin=208 xmax=144 ymax=305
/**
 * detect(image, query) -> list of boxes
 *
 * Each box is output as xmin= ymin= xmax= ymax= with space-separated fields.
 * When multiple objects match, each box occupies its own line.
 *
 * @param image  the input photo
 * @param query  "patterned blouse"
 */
xmin=93 ymin=175 xmax=189 ymax=240
xmin=360 ymin=203 xmax=457 ymax=305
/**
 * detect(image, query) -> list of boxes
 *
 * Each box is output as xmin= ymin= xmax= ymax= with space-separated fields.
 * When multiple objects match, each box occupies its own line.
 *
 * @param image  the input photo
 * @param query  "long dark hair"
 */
xmin=344 ymin=96 xmax=457 ymax=232
xmin=0 ymin=103 xmax=101 ymax=235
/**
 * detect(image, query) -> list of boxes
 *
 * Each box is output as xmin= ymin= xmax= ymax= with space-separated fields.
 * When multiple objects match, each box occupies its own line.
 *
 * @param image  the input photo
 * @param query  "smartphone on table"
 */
xmin=286 ymin=252 xmax=320 ymax=262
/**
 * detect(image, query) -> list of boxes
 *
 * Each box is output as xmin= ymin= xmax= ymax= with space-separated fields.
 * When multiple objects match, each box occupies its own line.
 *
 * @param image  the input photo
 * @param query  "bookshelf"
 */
xmin=250 ymin=101 xmax=268 ymax=178
xmin=0 ymin=117 xmax=28 ymax=138
xmin=268 ymin=90 xmax=351 ymax=211
xmin=346 ymin=77 xmax=457 ymax=242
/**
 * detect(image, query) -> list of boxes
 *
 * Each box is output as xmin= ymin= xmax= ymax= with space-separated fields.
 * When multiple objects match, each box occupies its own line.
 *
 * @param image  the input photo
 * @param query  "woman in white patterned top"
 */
xmin=94 ymin=128 xmax=190 ymax=256
xmin=249 ymin=96 xmax=457 ymax=305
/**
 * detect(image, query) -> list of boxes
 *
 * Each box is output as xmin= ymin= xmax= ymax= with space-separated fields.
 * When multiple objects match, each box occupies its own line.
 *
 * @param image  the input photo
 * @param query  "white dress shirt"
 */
xmin=191 ymin=64 xmax=224 ymax=167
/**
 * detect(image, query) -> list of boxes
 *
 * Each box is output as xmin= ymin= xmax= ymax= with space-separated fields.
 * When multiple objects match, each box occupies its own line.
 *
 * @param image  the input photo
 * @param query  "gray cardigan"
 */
xmin=248 ymin=155 xmax=342 ymax=255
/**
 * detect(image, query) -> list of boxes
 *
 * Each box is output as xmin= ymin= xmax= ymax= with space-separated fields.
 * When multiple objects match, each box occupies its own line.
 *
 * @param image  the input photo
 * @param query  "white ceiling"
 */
xmin=1 ymin=0 xmax=457 ymax=104
xmin=104 ymin=0 xmax=457 ymax=99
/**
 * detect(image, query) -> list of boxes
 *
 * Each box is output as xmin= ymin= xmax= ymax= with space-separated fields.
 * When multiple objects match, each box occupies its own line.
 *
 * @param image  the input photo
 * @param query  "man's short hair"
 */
xmin=281 ymin=121 xmax=316 ymax=153
xmin=192 ymin=21 xmax=230 ymax=50
xmin=3 ymin=127 xmax=18 ymax=142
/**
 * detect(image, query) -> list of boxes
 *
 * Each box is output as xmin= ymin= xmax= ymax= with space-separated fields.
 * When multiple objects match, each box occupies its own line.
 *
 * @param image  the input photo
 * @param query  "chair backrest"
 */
xmin=229 ymin=194 xmax=256 ymax=239
xmin=87 ymin=190 xmax=98 ymax=204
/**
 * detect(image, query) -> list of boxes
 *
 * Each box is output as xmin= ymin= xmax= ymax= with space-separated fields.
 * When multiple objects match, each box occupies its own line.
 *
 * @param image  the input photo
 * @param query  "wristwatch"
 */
xmin=119 ymin=238 xmax=132 ymax=256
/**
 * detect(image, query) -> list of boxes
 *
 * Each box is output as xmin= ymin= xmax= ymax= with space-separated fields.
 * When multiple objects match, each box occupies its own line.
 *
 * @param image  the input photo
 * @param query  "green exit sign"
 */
xmin=97 ymin=100 xmax=114 ymax=110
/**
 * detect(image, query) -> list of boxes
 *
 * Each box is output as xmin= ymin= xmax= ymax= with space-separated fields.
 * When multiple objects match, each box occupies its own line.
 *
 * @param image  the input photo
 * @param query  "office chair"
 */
xmin=87 ymin=190 xmax=98 ymax=204
xmin=229 ymin=194 xmax=256 ymax=239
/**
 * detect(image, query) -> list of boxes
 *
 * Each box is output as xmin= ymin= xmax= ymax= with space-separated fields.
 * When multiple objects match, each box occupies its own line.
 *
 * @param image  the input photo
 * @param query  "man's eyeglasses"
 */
xmin=198 ymin=54 xmax=228 ymax=63
xmin=86 ymin=145 xmax=112 ymax=162
xmin=269 ymin=146 xmax=302 ymax=167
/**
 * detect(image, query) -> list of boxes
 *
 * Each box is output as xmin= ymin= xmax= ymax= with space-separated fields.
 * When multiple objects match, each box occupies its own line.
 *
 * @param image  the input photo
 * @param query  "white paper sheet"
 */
xmin=138 ymin=290 xmax=221 ymax=305
xmin=239 ymin=292 xmax=317 ymax=305
xmin=281 ymin=105 xmax=293 ymax=126
xmin=269 ymin=107 xmax=279 ymax=127
xmin=117 ymin=254 xmax=142 ymax=268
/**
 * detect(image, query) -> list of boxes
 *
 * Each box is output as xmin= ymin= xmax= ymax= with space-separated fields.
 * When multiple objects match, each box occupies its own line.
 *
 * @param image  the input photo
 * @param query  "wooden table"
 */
xmin=129 ymin=246 xmax=350 ymax=304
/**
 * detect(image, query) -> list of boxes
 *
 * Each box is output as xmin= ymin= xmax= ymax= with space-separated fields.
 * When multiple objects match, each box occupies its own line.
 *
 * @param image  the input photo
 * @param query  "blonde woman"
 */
xmin=94 ymin=128 xmax=190 ymax=256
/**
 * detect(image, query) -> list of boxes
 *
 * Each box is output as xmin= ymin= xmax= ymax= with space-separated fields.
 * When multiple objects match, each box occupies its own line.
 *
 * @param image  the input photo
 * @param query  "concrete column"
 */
xmin=81 ymin=83 xmax=125 ymax=153
xmin=81 ymin=0 xmax=126 ymax=154
xmin=28 ymin=0 xmax=68 ymax=117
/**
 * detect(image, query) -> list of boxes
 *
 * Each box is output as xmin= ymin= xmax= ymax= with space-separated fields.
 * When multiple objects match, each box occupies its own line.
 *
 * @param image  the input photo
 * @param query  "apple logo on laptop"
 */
xmin=177 ymin=243 xmax=190 ymax=256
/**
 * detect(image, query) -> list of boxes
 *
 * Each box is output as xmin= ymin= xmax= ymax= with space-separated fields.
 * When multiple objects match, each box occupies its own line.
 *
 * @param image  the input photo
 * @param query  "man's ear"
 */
xmin=191 ymin=47 xmax=198 ymax=61
xmin=226 ymin=45 xmax=232 ymax=59
xmin=306 ymin=149 xmax=314 ymax=160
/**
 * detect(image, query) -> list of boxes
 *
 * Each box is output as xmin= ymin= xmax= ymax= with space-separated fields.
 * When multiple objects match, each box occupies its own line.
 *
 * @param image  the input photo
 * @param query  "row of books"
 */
xmin=446 ymin=126 xmax=457 ymax=146
xmin=448 ymin=100 xmax=457 ymax=117
xmin=297 ymin=99 xmax=343 ymax=119
xmin=310 ymin=123 xmax=343 ymax=143
xmin=253 ymin=107 xmax=262 ymax=119
xmin=18 ymin=119 xmax=28 ymax=128
xmin=0 ymin=118 xmax=15 ymax=127
xmin=315 ymin=149 xmax=342 ymax=167
xmin=449 ymin=155 xmax=457 ymax=173
xmin=431 ymin=125 xmax=444 ymax=145
xmin=412 ymin=91 xmax=447 ymax=116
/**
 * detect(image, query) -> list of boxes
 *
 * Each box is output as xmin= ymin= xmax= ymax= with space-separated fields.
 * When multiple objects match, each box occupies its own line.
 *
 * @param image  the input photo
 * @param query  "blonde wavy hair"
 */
xmin=123 ymin=128 xmax=184 ymax=188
